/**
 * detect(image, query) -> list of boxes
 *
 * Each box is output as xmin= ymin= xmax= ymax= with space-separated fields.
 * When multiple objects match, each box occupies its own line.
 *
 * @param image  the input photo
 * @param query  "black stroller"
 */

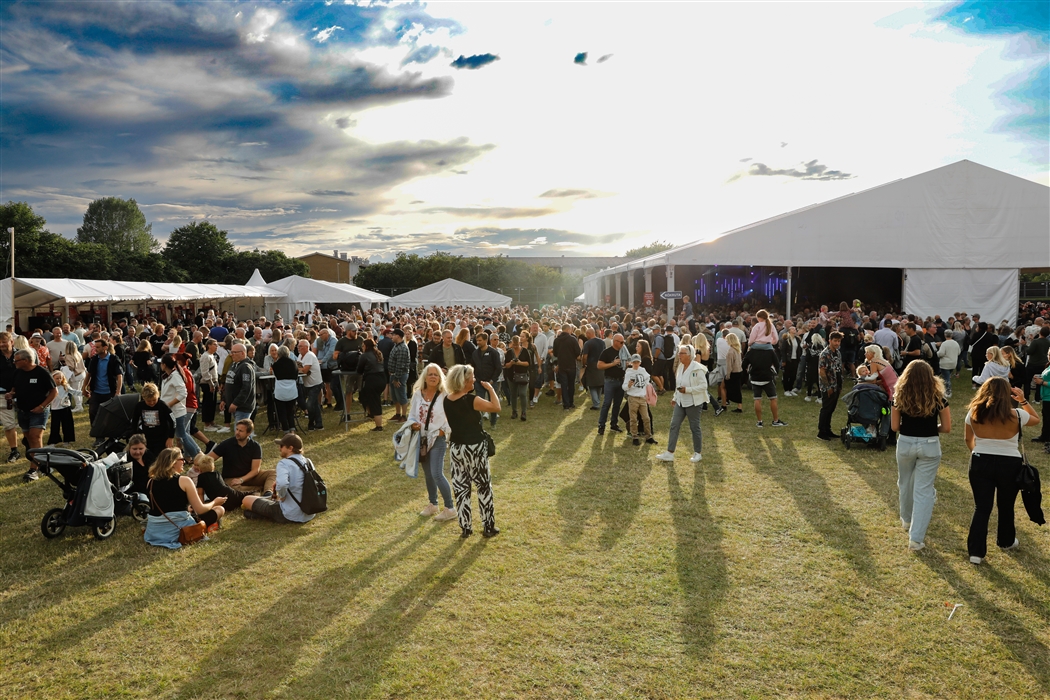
xmin=840 ymin=381 xmax=891 ymax=451
xmin=31 ymin=447 xmax=150 ymax=540
xmin=89 ymin=393 xmax=141 ymax=456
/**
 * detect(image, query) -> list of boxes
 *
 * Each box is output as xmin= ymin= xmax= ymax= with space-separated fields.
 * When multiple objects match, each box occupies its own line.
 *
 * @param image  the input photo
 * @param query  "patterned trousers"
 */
xmin=450 ymin=441 xmax=496 ymax=533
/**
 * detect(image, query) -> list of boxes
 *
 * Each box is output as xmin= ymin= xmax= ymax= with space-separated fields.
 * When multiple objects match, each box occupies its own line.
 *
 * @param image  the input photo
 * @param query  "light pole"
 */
xmin=7 ymin=227 xmax=13 ymax=332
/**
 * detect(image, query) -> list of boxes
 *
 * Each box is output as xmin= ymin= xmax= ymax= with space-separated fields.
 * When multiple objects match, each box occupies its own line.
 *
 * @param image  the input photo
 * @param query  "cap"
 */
xmin=30 ymin=333 xmax=42 ymax=339
xmin=346 ymin=322 xmax=358 ymax=331
xmin=275 ymin=433 xmax=303 ymax=451
xmin=391 ymin=328 xmax=405 ymax=338
xmin=629 ymin=353 xmax=641 ymax=363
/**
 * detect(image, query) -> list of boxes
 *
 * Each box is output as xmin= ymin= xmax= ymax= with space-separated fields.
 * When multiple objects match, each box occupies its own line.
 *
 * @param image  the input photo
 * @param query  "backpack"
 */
xmin=286 ymin=456 xmax=328 ymax=515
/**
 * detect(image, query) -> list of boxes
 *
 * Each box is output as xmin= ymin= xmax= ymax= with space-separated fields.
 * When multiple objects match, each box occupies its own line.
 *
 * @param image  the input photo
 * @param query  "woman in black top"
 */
xmin=503 ymin=336 xmax=531 ymax=421
xmin=357 ymin=338 xmax=386 ymax=431
xmin=143 ymin=447 xmax=226 ymax=549
xmin=890 ymin=361 xmax=951 ymax=552
xmin=270 ymin=345 xmax=299 ymax=433
xmin=131 ymin=340 xmax=155 ymax=387
xmin=442 ymin=364 xmax=501 ymax=538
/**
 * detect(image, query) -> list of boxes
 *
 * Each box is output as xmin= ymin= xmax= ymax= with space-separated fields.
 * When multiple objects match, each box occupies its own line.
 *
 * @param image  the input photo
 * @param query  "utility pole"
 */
xmin=7 ymin=227 xmax=14 ymax=332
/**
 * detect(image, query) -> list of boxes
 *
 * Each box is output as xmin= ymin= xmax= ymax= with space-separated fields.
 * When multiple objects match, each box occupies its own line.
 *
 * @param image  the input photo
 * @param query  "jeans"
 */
xmin=896 ymin=435 xmax=942 ymax=543
xmin=818 ymin=388 xmax=840 ymax=437
xmin=667 ymin=403 xmax=702 ymax=454
xmin=422 ymin=435 xmax=452 ymax=508
xmin=175 ymin=414 xmax=200 ymax=458
xmin=967 ymin=452 xmax=1022 ymax=558
xmin=330 ymin=373 xmax=345 ymax=412
xmin=588 ymin=386 xmax=602 ymax=409
xmin=507 ymin=381 xmax=529 ymax=417
xmin=939 ymin=368 xmax=953 ymax=396
xmin=557 ymin=368 xmax=576 ymax=407
xmin=299 ymin=384 xmax=323 ymax=429
xmin=389 ymin=373 xmax=409 ymax=407
xmin=475 ymin=383 xmax=497 ymax=427
xmin=599 ymin=378 xmax=624 ymax=429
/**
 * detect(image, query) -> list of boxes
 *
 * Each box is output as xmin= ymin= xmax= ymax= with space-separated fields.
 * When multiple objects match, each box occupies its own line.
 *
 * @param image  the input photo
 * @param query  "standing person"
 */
xmin=295 ymin=339 xmax=324 ymax=432
xmin=144 ymin=448 xmax=226 ymax=549
xmin=471 ymin=332 xmax=502 ymax=429
xmin=891 ymin=361 xmax=951 ymax=551
xmin=46 ymin=370 xmax=74 ymax=446
xmin=61 ymin=341 xmax=87 ymax=412
xmin=741 ymin=335 xmax=786 ymax=428
xmin=428 ymin=329 xmax=465 ymax=369
xmin=357 ymin=338 xmax=386 ymax=431
xmin=553 ymin=323 xmax=580 ymax=409
xmin=442 ymin=364 xmax=501 ymax=538
xmin=1030 ymin=346 xmax=1050 ymax=445
xmin=0 ymin=333 xmax=22 ymax=464
xmin=271 ymin=345 xmax=300 ymax=434
xmin=596 ymin=333 xmax=629 ymax=435
xmin=655 ymin=344 xmax=707 ymax=463
xmin=83 ymin=338 xmax=123 ymax=428
xmin=410 ymin=364 xmax=456 ymax=522
xmin=159 ymin=355 xmax=197 ymax=459
xmin=503 ymin=336 xmax=532 ymax=421
xmin=581 ymin=326 xmax=606 ymax=410
xmin=221 ymin=343 xmax=257 ymax=431
xmin=936 ymin=331 xmax=961 ymax=398
xmin=1025 ymin=326 xmax=1050 ymax=405
xmin=964 ymin=377 xmax=1040 ymax=564
xmin=719 ymin=333 xmax=745 ymax=414
xmin=12 ymin=349 xmax=57 ymax=482
xmin=387 ymin=329 xmax=411 ymax=422
xmin=622 ymin=354 xmax=655 ymax=446
xmin=969 ymin=322 xmax=997 ymax=379
xmin=240 ymin=434 xmax=317 ymax=524
xmin=198 ymin=339 xmax=220 ymax=431
xmin=779 ymin=325 xmax=801 ymax=397
xmin=817 ymin=332 xmax=845 ymax=441
xmin=314 ymin=328 xmax=338 ymax=410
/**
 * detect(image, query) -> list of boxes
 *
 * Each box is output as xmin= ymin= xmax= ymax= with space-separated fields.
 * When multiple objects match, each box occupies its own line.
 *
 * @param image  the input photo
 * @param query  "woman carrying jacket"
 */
xmin=61 ymin=340 xmax=87 ymax=411
xmin=159 ymin=355 xmax=197 ymax=458
xmin=410 ymin=363 xmax=456 ymax=522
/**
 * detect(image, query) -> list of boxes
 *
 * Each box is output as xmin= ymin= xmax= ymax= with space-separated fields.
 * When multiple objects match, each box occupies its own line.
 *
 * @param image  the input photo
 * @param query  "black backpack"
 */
xmin=286 ymin=456 xmax=328 ymax=515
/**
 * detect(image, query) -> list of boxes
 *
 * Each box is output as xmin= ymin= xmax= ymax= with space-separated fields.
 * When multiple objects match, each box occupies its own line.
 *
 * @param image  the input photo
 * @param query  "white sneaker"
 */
xmin=999 ymin=538 xmax=1020 ymax=551
xmin=969 ymin=556 xmax=983 ymax=565
xmin=434 ymin=507 xmax=457 ymax=522
xmin=901 ymin=518 xmax=911 ymax=530
xmin=689 ymin=452 xmax=702 ymax=463
xmin=815 ymin=398 xmax=823 ymax=405
xmin=654 ymin=451 xmax=675 ymax=462
xmin=419 ymin=503 xmax=440 ymax=517
xmin=216 ymin=426 xmax=231 ymax=434
xmin=204 ymin=425 xmax=220 ymax=432
xmin=908 ymin=540 xmax=925 ymax=551
xmin=804 ymin=396 xmax=812 ymax=402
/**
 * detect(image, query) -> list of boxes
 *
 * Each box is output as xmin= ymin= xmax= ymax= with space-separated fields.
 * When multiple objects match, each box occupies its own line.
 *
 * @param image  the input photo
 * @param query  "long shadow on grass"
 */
xmin=557 ymin=432 xmax=652 ymax=549
xmin=287 ymin=539 xmax=485 ymax=697
xmin=173 ymin=520 xmax=439 ymax=700
xmin=919 ymin=548 xmax=1050 ymax=694
xmin=665 ymin=460 xmax=727 ymax=658
xmin=751 ymin=435 xmax=877 ymax=577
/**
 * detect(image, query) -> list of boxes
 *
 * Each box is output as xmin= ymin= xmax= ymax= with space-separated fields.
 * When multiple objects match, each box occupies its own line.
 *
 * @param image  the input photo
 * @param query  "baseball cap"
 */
xmin=629 ymin=353 xmax=641 ymax=363
xmin=275 ymin=433 xmax=303 ymax=451
xmin=346 ymin=322 xmax=358 ymax=331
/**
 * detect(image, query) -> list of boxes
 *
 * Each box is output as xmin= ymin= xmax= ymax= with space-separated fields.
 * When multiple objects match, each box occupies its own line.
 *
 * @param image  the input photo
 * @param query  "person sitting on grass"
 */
xmin=207 ymin=419 xmax=275 ymax=496
xmin=127 ymin=433 xmax=155 ymax=495
xmin=193 ymin=453 xmax=244 ymax=510
xmin=240 ymin=433 xmax=316 ymax=524
xmin=144 ymin=447 xmax=226 ymax=549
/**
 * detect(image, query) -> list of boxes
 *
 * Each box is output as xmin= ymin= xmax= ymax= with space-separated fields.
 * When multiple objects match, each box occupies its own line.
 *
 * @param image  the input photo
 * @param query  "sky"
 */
xmin=1 ymin=1 xmax=1047 ymax=262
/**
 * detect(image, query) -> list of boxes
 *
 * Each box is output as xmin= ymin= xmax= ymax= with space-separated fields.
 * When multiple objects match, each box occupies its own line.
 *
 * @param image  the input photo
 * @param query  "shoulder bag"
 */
xmin=512 ymin=349 xmax=531 ymax=385
xmin=418 ymin=393 xmax=436 ymax=458
xmin=148 ymin=479 xmax=207 ymax=546
xmin=1017 ymin=412 xmax=1040 ymax=491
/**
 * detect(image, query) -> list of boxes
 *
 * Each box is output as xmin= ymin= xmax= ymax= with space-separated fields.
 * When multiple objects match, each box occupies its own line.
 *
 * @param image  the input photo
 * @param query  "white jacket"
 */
xmin=160 ymin=370 xmax=188 ymax=419
xmin=673 ymin=360 xmax=709 ymax=407
xmin=392 ymin=420 xmax=420 ymax=478
xmin=198 ymin=351 xmax=219 ymax=388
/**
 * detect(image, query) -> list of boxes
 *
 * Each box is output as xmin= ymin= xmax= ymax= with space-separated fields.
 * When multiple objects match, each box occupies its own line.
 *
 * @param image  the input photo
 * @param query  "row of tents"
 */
xmin=0 ymin=273 xmax=513 ymax=328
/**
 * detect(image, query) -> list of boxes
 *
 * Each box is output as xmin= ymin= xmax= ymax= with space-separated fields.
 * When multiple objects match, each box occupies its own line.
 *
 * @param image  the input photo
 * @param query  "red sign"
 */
xmin=643 ymin=292 xmax=654 ymax=307
xmin=604 ymin=294 xmax=611 ymax=304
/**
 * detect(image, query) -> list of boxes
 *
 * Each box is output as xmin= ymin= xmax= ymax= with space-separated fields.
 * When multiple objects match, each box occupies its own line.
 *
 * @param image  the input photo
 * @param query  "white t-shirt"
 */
xmin=965 ymin=408 xmax=1031 ymax=458
xmin=298 ymin=351 xmax=322 ymax=387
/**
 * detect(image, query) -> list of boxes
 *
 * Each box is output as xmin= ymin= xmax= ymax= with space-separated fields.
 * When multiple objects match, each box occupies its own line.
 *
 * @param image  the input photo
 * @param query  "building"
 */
xmin=296 ymin=251 xmax=369 ymax=284
xmin=505 ymin=256 xmax=625 ymax=277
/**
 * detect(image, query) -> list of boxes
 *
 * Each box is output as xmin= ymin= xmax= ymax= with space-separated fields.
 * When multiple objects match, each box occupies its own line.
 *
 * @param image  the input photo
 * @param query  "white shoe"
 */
xmin=689 ymin=452 xmax=702 ymax=463
xmin=901 ymin=518 xmax=910 ymax=530
xmin=216 ymin=426 xmax=231 ymax=434
xmin=908 ymin=540 xmax=925 ymax=551
xmin=434 ymin=507 xmax=457 ymax=522
xmin=999 ymin=538 xmax=1020 ymax=551
xmin=815 ymin=398 xmax=823 ymax=405
xmin=804 ymin=396 xmax=812 ymax=402
xmin=419 ymin=503 xmax=440 ymax=517
xmin=969 ymin=556 xmax=983 ymax=565
xmin=204 ymin=426 xmax=220 ymax=432
xmin=654 ymin=451 xmax=675 ymax=462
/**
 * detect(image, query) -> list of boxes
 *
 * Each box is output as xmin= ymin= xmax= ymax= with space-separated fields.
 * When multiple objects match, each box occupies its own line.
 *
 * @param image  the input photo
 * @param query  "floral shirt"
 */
xmin=818 ymin=346 xmax=843 ymax=393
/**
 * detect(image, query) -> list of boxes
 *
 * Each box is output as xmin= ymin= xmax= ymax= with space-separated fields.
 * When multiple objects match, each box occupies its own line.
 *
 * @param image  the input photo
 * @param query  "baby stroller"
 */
xmin=31 ymin=447 xmax=150 ymax=540
xmin=840 ymin=381 xmax=891 ymax=451
xmin=89 ymin=393 xmax=141 ymax=456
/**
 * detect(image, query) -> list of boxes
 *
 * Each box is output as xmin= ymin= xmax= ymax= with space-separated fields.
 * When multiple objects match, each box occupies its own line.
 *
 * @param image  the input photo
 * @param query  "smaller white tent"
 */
xmin=389 ymin=279 xmax=512 ymax=308
xmin=263 ymin=274 xmax=388 ymax=318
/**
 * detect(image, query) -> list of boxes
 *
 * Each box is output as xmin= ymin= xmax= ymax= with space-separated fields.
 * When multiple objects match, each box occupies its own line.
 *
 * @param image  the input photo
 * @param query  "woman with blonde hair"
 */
xmin=971 ymin=346 xmax=1010 ymax=387
xmin=891 ymin=361 xmax=951 ymax=552
xmin=723 ymin=333 xmax=744 ymax=412
xmin=61 ymin=340 xmax=87 ymax=411
xmin=144 ymin=447 xmax=226 ymax=549
xmin=964 ymin=377 xmax=1040 ymax=564
xmin=410 ymin=363 xmax=456 ymax=522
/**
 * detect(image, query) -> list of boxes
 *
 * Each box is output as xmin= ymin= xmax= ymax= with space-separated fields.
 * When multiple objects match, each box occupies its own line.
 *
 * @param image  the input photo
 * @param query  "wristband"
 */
xmin=1019 ymin=401 xmax=1029 ymax=406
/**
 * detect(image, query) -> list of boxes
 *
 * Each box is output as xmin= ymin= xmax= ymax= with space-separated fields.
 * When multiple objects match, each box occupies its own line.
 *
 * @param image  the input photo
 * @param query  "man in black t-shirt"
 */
xmin=11 ymin=349 xmax=57 ymax=481
xmin=596 ymin=334 xmax=627 ymax=435
xmin=207 ymin=419 xmax=275 ymax=495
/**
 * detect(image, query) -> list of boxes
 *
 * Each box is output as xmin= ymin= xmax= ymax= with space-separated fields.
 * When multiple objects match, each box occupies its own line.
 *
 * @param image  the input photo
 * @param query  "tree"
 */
xmin=222 ymin=250 xmax=310 ymax=285
xmin=624 ymin=240 xmax=674 ymax=260
xmin=77 ymin=196 xmax=158 ymax=256
xmin=162 ymin=221 xmax=236 ymax=283
xmin=0 ymin=201 xmax=117 ymax=278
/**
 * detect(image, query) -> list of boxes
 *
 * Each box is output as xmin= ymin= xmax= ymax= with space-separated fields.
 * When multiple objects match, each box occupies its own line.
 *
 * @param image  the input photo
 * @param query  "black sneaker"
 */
xmin=262 ymin=491 xmax=273 ymax=498
xmin=609 ymin=425 xmax=623 ymax=433
xmin=645 ymin=437 xmax=658 ymax=444
xmin=817 ymin=434 xmax=833 ymax=442
xmin=7 ymin=448 xmax=19 ymax=463
xmin=771 ymin=420 xmax=788 ymax=427
xmin=545 ymin=390 xmax=555 ymax=396
xmin=460 ymin=528 xmax=473 ymax=539
xmin=714 ymin=407 xmax=726 ymax=417
xmin=482 ymin=525 xmax=500 ymax=538
xmin=22 ymin=468 xmax=39 ymax=482
xmin=597 ymin=427 xmax=605 ymax=435
xmin=204 ymin=441 xmax=216 ymax=454
xmin=633 ymin=438 xmax=640 ymax=446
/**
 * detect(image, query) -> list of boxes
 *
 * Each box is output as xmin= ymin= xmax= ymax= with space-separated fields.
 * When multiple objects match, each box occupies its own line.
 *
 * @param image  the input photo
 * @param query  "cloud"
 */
xmin=452 ymin=226 xmax=633 ymax=250
xmin=272 ymin=67 xmax=454 ymax=105
xmin=450 ymin=53 xmax=500 ymax=70
xmin=780 ymin=141 xmax=788 ymax=147
xmin=334 ymin=116 xmax=355 ymax=129
xmin=81 ymin=179 xmax=157 ymax=189
xmin=420 ymin=206 xmax=558 ymax=219
xmin=574 ymin=52 xmax=587 ymax=65
xmin=739 ymin=157 xmax=752 ymax=163
xmin=308 ymin=190 xmax=358 ymax=197
xmin=728 ymin=159 xmax=855 ymax=182
xmin=402 ymin=45 xmax=443 ymax=67
xmin=597 ymin=54 xmax=613 ymax=63
xmin=539 ymin=188 xmax=599 ymax=199
xmin=313 ymin=25 xmax=343 ymax=43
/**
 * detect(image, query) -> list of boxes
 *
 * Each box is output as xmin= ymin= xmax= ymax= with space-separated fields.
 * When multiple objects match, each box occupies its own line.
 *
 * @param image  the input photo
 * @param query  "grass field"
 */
xmin=1 ymin=377 xmax=1048 ymax=699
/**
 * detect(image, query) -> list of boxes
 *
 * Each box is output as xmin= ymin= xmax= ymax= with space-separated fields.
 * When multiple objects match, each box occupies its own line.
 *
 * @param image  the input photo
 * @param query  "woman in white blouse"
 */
xmin=410 ymin=363 xmax=456 ymax=522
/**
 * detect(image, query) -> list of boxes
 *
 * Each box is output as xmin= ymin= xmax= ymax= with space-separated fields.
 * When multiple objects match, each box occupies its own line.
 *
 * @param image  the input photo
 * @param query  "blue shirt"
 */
xmin=95 ymin=355 xmax=112 ymax=394
xmin=276 ymin=456 xmax=316 ymax=523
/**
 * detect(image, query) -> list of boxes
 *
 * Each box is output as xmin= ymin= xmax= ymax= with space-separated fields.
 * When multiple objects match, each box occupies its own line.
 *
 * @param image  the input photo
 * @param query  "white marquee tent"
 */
xmin=261 ymin=274 xmax=389 ymax=319
xmin=585 ymin=160 xmax=1049 ymax=324
xmin=389 ymin=278 xmax=512 ymax=308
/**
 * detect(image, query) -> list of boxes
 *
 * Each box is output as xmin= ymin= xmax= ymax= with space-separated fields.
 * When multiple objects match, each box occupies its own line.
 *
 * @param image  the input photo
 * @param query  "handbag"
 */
xmin=511 ymin=349 xmax=531 ymax=385
xmin=149 ymin=480 xmax=207 ymax=546
xmin=418 ymin=393 xmax=436 ymax=458
xmin=484 ymin=430 xmax=496 ymax=457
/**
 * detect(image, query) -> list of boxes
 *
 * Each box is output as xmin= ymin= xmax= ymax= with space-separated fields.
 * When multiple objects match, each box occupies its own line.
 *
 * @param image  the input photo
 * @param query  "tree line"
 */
xmin=0 ymin=198 xmax=308 ymax=284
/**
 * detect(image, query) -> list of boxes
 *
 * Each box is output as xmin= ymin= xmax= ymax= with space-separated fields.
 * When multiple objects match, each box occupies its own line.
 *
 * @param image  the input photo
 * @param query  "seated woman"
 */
xmin=972 ymin=346 xmax=1010 ymax=387
xmin=127 ymin=433 xmax=155 ymax=495
xmin=857 ymin=344 xmax=898 ymax=402
xmin=143 ymin=447 xmax=226 ymax=549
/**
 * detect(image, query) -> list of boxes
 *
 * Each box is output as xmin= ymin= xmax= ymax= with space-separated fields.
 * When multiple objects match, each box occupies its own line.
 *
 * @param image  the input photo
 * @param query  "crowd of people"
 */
xmin=8 ymin=296 xmax=1048 ymax=557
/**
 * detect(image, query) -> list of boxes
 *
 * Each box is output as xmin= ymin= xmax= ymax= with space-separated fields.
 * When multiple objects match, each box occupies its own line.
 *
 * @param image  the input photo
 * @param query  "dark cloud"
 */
xmin=597 ymin=54 xmax=613 ymax=63
xmin=402 ymin=45 xmax=443 ymax=67
xmin=729 ymin=159 xmax=854 ymax=182
xmin=272 ymin=67 xmax=453 ymax=105
xmin=308 ymin=190 xmax=358 ymax=197
xmin=539 ymin=189 xmax=598 ymax=199
xmin=420 ymin=206 xmax=558 ymax=219
xmin=334 ymin=117 xmax=356 ymax=129
xmin=739 ymin=157 xmax=752 ymax=163
xmin=574 ymin=52 xmax=588 ymax=65
xmin=450 ymin=53 xmax=500 ymax=70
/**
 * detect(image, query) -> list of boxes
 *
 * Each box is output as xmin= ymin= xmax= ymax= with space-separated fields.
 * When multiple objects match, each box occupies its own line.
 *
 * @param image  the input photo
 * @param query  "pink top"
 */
xmin=748 ymin=323 xmax=779 ymax=346
xmin=879 ymin=365 xmax=898 ymax=401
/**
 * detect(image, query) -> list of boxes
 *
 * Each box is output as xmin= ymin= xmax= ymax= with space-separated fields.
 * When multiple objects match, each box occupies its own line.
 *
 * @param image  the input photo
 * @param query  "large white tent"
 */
xmin=262 ymin=274 xmax=389 ymax=319
xmin=585 ymin=160 xmax=1049 ymax=324
xmin=389 ymin=278 xmax=512 ymax=308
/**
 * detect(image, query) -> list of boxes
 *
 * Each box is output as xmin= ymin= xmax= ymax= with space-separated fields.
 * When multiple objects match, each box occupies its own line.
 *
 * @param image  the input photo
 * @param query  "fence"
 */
xmin=1020 ymin=281 xmax=1050 ymax=300
xmin=365 ymin=286 xmax=585 ymax=307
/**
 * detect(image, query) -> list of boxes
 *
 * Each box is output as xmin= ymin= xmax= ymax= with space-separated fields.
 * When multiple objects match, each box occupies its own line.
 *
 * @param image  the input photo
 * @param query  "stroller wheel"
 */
xmin=92 ymin=518 xmax=117 ymax=540
xmin=41 ymin=508 xmax=66 ymax=538
xmin=843 ymin=432 xmax=852 ymax=450
xmin=132 ymin=502 xmax=150 ymax=524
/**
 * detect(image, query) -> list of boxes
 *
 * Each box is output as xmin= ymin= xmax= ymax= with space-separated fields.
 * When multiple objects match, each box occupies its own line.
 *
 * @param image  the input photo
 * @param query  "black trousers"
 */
xmin=47 ymin=407 xmax=75 ymax=444
xmin=783 ymin=358 xmax=800 ymax=393
xmin=967 ymin=452 xmax=1022 ymax=558
xmin=557 ymin=368 xmax=576 ymax=407
xmin=200 ymin=384 xmax=217 ymax=424
xmin=88 ymin=391 xmax=113 ymax=427
xmin=818 ymin=388 xmax=840 ymax=437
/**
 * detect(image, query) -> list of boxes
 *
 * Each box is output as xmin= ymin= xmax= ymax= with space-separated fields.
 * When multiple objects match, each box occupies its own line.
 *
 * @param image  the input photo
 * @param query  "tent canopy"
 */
xmin=389 ymin=279 xmax=512 ymax=308
xmin=264 ymin=275 xmax=389 ymax=306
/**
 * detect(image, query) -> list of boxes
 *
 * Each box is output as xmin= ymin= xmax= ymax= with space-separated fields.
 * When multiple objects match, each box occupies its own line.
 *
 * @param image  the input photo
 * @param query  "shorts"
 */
xmin=250 ymin=497 xmax=292 ymax=523
xmin=0 ymin=407 xmax=16 ymax=431
xmin=18 ymin=407 xmax=49 ymax=431
xmin=321 ymin=367 xmax=334 ymax=383
xmin=752 ymin=383 xmax=777 ymax=400
xmin=389 ymin=374 xmax=409 ymax=405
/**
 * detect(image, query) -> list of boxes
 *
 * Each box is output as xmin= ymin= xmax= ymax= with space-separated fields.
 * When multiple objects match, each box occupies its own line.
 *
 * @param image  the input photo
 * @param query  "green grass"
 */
xmin=1 ymin=378 xmax=1048 ymax=699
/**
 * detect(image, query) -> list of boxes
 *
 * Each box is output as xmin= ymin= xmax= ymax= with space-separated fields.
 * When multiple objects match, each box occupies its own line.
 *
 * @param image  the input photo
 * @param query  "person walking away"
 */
xmin=357 ymin=338 xmax=387 ymax=431
xmin=199 ymin=339 xmax=220 ymax=431
xmin=969 ymin=322 xmax=998 ymax=380
xmin=722 ymin=333 xmax=745 ymax=413
xmin=964 ymin=377 xmax=1040 ymax=564
xmin=817 ymin=332 xmax=845 ymax=441
xmin=581 ymin=326 xmax=606 ymax=410
xmin=655 ymin=344 xmax=707 ymax=463
xmin=597 ymin=333 xmax=629 ymax=435
xmin=159 ymin=355 xmax=198 ymax=458
xmin=891 ymin=361 xmax=951 ymax=551
xmin=442 ymin=365 xmax=501 ymax=538
xmin=411 ymin=364 xmax=456 ymax=522
xmin=553 ymin=324 xmax=580 ymax=409
xmin=936 ymin=332 xmax=961 ymax=398
xmin=623 ymin=354 xmax=655 ymax=445
xmin=780 ymin=325 xmax=802 ymax=396
xmin=742 ymin=334 xmax=786 ymax=428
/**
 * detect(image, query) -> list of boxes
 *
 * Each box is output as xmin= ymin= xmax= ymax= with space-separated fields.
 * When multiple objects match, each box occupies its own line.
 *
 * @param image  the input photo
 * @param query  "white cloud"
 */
xmin=314 ymin=25 xmax=344 ymax=43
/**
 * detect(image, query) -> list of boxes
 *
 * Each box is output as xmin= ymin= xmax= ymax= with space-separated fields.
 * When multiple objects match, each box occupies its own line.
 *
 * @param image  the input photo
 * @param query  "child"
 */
xmin=194 ymin=453 xmax=244 ymax=511
xmin=127 ymin=433 xmax=155 ymax=495
xmin=622 ymin=354 xmax=655 ymax=445
xmin=47 ymin=370 xmax=75 ymax=446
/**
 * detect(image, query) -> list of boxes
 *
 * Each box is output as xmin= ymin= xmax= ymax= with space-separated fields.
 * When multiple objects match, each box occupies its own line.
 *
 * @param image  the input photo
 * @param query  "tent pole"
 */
xmin=786 ymin=266 xmax=792 ymax=319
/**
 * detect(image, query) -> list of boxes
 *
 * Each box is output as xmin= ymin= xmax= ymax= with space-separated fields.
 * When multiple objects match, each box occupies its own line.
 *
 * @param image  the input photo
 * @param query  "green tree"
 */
xmin=77 ymin=196 xmax=157 ymax=256
xmin=162 ymin=221 xmax=236 ymax=283
xmin=122 ymin=252 xmax=186 ymax=283
xmin=0 ymin=201 xmax=117 ymax=278
xmin=624 ymin=240 xmax=674 ymax=260
xmin=222 ymin=250 xmax=309 ymax=285
xmin=353 ymin=253 xmax=424 ymax=295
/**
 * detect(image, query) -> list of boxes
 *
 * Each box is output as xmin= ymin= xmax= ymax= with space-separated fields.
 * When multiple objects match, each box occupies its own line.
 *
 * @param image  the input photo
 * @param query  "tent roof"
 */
xmin=586 ymin=160 xmax=1050 ymax=279
xmin=266 ymin=275 xmax=389 ymax=305
xmin=389 ymin=278 xmax=513 ymax=308
xmin=4 ymin=277 xmax=283 ymax=308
